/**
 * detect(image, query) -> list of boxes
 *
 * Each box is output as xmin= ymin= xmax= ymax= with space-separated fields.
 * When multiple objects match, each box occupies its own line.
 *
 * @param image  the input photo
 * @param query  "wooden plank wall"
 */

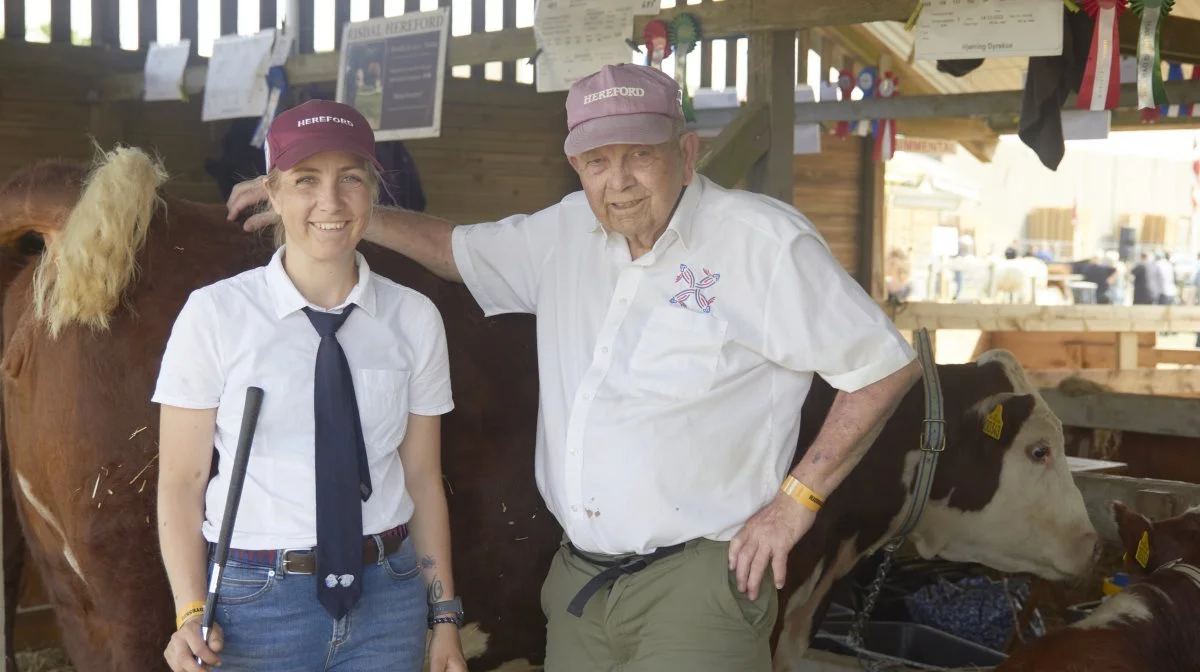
xmin=794 ymin=136 xmax=866 ymax=276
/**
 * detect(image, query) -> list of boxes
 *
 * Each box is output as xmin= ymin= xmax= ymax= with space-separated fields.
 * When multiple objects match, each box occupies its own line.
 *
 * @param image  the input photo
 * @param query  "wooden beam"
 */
xmin=690 ymin=79 xmax=1200 ymax=128
xmin=1041 ymin=387 xmax=1200 ymax=439
xmin=1074 ymin=472 xmax=1200 ymax=543
xmin=696 ymin=102 xmax=771 ymax=189
xmin=1119 ymin=13 xmax=1200 ymax=65
xmin=1026 ymin=369 xmax=1200 ymax=396
xmin=94 ymin=0 xmax=908 ymax=101
xmin=181 ymin=0 xmax=199 ymax=56
xmin=989 ymin=108 xmax=1200 ymax=135
xmin=335 ymin=0 xmax=352 ymax=50
xmin=221 ymin=0 xmax=240 ymax=37
xmin=885 ymin=301 xmax=1200 ymax=332
xmin=745 ymin=30 xmax=796 ymax=203
xmin=857 ymin=134 xmax=883 ymax=295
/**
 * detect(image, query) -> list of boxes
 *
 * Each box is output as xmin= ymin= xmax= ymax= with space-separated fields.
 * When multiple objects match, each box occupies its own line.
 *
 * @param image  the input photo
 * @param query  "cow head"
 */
xmin=907 ymin=349 xmax=1099 ymax=580
xmin=1113 ymin=501 xmax=1200 ymax=576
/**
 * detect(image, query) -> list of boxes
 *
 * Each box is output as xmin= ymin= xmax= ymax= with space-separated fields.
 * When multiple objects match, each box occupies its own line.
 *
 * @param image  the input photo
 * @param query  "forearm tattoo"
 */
xmin=421 ymin=555 xmax=444 ymax=602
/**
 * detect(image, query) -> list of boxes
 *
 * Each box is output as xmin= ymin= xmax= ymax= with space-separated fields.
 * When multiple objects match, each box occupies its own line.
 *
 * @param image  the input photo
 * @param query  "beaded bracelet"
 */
xmin=429 ymin=615 xmax=462 ymax=629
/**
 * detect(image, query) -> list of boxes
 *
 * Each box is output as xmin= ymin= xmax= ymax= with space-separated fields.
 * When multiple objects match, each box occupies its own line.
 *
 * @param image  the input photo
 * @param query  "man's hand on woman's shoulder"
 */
xmin=225 ymin=178 xmax=278 ymax=233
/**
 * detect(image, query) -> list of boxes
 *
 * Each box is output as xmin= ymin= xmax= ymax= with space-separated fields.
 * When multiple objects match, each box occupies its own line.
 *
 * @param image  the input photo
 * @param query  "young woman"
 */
xmin=154 ymin=99 xmax=467 ymax=672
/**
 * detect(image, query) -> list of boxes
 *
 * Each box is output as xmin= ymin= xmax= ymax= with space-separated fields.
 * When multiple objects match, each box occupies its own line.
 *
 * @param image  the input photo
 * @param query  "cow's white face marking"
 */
xmin=16 ymin=471 xmax=89 ymax=587
xmin=910 ymin=351 xmax=1098 ymax=580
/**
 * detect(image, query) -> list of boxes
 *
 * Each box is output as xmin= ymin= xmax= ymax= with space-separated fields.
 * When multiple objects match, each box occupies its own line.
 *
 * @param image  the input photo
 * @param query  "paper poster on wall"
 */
xmin=202 ymin=30 xmax=275 ymax=121
xmin=337 ymin=8 xmax=449 ymax=141
xmin=534 ymin=0 xmax=636 ymax=92
xmin=143 ymin=40 xmax=192 ymax=101
xmin=913 ymin=0 xmax=1063 ymax=61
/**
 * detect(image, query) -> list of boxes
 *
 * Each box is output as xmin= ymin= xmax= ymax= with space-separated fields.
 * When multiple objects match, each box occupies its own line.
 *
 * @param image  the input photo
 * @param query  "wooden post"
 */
xmin=501 ymin=0 xmax=517 ymax=83
xmin=3 ymin=0 xmax=24 ymax=41
xmin=745 ymin=30 xmax=795 ymax=203
xmin=1117 ymin=332 xmax=1138 ymax=370
xmin=335 ymin=0 xmax=351 ymax=50
xmin=138 ymin=0 xmax=157 ymax=48
xmin=471 ymin=0 xmax=486 ymax=79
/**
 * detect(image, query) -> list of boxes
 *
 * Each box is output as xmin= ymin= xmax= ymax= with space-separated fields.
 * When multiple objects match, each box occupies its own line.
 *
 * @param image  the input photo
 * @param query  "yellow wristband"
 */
xmin=781 ymin=476 xmax=824 ymax=512
xmin=176 ymin=600 xmax=206 ymax=629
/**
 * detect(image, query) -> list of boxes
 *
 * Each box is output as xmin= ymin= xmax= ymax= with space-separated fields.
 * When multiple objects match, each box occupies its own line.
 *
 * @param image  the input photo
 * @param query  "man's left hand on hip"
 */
xmin=727 ymin=493 xmax=815 ymax=600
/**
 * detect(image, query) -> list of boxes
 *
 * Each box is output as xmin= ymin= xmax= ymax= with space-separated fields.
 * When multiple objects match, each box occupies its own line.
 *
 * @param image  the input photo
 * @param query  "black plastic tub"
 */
xmin=812 ymin=620 xmax=1008 ymax=669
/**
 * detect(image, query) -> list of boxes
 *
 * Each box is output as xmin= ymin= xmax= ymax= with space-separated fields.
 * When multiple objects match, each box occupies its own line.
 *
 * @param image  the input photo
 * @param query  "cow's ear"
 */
xmin=965 ymin=392 xmax=1036 ymax=446
xmin=1113 ymin=500 xmax=1154 ymax=571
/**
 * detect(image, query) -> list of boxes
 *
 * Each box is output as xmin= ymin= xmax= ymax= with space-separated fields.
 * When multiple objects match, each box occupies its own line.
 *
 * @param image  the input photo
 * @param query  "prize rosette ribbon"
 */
xmin=668 ymin=14 xmax=701 ymax=123
xmin=874 ymin=72 xmax=898 ymax=162
xmin=643 ymin=20 xmax=672 ymax=69
xmin=856 ymin=67 xmax=878 ymax=136
xmin=834 ymin=69 xmax=855 ymax=138
xmin=1077 ymin=0 xmax=1127 ymax=111
xmin=1130 ymin=0 xmax=1174 ymax=112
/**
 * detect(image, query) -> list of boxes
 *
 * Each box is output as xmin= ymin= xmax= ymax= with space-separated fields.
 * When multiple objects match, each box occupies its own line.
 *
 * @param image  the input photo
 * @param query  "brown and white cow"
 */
xmin=0 ymin=146 xmax=1099 ymax=672
xmin=996 ymin=501 xmax=1200 ymax=671
xmin=769 ymin=344 xmax=1101 ymax=669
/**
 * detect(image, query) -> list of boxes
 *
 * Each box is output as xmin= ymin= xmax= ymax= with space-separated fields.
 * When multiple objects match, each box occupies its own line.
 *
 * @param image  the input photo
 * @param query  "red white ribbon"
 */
xmin=874 ymin=72 xmax=897 ymax=162
xmin=1078 ymin=0 xmax=1124 ymax=111
xmin=834 ymin=69 xmax=855 ymax=139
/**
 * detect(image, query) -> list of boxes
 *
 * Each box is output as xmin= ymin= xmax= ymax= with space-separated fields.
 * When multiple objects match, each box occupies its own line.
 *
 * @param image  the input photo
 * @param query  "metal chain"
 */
xmin=847 ymin=537 xmax=904 ymax=671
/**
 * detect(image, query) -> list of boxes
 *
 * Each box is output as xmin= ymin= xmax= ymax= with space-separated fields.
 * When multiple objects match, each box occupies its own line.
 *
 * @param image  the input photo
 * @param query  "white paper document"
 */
xmin=534 ymin=0 xmax=636 ymax=92
xmin=143 ymin=40 xmax=191 ymax=101
xmin=202 ymin=30 xmax=276 ymax=122
xmin=632 ymin=0 xmax=660 ymax=15
xmin=914 ymin=0 xmax=1064 ymax=61
xmin=793 ymin=86 xmax=821 ymax=155
xmin=1062 ymin=109 xmax=1110 ymax=141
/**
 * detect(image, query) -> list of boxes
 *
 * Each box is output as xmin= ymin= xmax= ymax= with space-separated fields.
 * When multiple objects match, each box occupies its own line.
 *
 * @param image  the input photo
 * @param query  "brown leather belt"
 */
xmin=218 ymin=524 xmax=408 ymax=575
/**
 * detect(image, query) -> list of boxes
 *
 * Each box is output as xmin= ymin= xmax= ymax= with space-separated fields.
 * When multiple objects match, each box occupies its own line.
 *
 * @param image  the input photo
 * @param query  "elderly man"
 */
xmin=228 ymin=63 xmax=920 ymax=670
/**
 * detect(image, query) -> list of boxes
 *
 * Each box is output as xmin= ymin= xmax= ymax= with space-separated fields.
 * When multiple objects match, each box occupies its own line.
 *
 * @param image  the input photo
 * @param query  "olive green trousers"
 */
xmin=539 ymin=536 xmax=778 ymax=672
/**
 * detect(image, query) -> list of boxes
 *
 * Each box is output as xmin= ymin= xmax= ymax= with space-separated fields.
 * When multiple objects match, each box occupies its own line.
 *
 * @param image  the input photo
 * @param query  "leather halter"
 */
xmin=892 ymin=327 xmax=945 ymax=539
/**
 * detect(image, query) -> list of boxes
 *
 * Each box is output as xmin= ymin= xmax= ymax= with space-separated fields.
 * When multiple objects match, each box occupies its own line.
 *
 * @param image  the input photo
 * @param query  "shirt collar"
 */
xmin=264 ymin=246 xmax=377 ymax=319
xmin=589 ymin=174 xmax=706 ymax=252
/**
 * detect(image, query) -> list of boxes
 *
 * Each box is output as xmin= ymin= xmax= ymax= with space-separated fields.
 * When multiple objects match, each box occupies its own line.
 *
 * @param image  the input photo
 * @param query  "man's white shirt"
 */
xmin=452 ymin=174 xmax=914 ymax=555
xmin=152 ymin=247 xmax=454 ymax=550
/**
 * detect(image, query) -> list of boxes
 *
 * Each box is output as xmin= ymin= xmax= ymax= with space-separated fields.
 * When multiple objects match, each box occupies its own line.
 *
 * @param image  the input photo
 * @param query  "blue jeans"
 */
xmin=208 ymin=536 xmax=428 ymax=671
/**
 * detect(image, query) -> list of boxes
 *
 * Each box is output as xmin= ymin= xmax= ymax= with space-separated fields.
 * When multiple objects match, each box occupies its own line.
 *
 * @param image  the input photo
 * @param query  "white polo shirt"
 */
xmin=152 ymin=247 xmax=454 ymax=550
xmin=452 ymin=174 xmax=914 ymax=555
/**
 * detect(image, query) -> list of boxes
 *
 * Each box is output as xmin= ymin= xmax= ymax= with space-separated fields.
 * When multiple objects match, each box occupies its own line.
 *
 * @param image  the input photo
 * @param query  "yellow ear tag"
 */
xmin=1135 ymin=531 xmax=1150 ymax=568
xmin=982 ymin=404 xmax=1004 ymax=440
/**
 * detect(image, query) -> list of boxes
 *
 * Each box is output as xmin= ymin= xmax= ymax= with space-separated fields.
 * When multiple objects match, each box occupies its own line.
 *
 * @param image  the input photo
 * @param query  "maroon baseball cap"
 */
xmin=265 ymin=99 xmax=383 ymax=172
xmin=563 ymin=64 xmax=685 ymax=156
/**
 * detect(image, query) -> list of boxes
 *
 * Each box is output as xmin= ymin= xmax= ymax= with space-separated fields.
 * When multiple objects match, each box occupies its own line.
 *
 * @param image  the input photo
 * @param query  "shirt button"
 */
xmin=620 ymin=298 xmax=628 ymax=305
xmin=571 ymin=505 xmax=579 ymax=512
xmin=600 ymin=346 xmax=609 ymax=353
xmin=583 ymin=392 xmax=591 ymax=400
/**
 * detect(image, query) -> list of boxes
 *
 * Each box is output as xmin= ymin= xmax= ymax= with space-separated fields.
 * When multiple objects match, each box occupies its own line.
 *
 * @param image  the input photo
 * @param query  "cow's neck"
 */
xmin=774 ymin=362 xmax=987 ymax=668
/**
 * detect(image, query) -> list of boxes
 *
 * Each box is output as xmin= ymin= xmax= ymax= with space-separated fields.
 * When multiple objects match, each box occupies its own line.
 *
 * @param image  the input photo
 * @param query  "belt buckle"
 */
xmin=920 ymin=419 xmax=946 ymax=452
xmin=280 ymin=548 xmax=314 ymax=575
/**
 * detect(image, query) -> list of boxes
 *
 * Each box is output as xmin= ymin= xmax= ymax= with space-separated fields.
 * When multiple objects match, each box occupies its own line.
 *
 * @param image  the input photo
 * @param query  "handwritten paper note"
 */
xmin=202 ymin=30 xmax=276 ymax=122
xmin=534 ymin=0 xmax=636 ymax=92
xmin=914 ymin=0 xmax=1063 ymax=61
xmin=143 ymin=40 xmax=191 ymax=101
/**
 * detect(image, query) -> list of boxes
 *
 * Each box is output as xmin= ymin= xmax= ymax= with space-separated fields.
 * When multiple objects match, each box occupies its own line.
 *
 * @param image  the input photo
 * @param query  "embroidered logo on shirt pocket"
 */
xmin=352 ymin=368 xmax=411 ymax=451
xmin=628 ymin=306 xmax=727 ymax=400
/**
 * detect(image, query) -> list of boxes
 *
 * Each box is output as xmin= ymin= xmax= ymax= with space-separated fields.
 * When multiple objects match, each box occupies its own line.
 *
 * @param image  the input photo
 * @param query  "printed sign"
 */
xmin=336 ymin=8 xmax=449 ymax=141
xmin=914 ymin=0 xmax=1064 ymax=60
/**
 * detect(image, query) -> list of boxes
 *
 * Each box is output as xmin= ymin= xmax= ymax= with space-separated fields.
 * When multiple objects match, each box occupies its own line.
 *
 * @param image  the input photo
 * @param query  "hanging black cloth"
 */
xmin=1018 ymin=8 xmax=1096 ymax=170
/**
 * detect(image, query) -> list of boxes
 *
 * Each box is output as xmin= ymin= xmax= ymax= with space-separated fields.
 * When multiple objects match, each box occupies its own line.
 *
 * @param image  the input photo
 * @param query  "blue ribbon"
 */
xmin=1160 ymin=62 xmax=1183 ymax=116
xmin=253 ymin=65 xmax=290 ymax=149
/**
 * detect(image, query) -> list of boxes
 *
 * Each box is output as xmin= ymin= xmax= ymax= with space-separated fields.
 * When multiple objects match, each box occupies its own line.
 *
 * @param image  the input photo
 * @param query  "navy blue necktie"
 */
xmin=303 ymin=304 xmax=373 ymax=620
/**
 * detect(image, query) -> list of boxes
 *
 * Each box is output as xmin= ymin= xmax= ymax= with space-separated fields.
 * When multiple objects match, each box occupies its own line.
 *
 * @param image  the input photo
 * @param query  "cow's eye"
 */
xmin=1027 ymin=443 xmax=1050 ymax=463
